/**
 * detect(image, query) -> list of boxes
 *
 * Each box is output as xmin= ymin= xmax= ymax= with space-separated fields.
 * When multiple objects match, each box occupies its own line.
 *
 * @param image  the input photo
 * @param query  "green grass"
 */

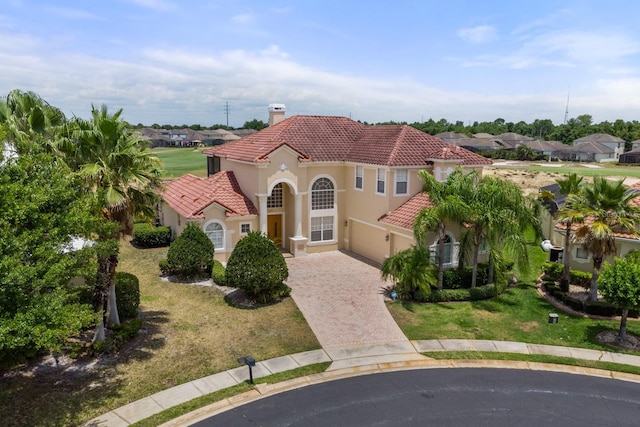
xmin=153 ymin=147 xmax=208 ymax=179
xmin=388 ymin=244 xmax=640 ymax=353
xmin=0 ymin=242 xmax=320 ymax=427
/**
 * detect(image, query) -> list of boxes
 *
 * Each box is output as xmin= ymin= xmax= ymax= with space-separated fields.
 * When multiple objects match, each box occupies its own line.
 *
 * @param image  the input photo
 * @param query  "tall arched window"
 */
xmin=430 ymin=234 xmax=457 ymax=268
xmin=310 ymin=177 xmax=335 ymax=242
xmin=311 ymin=178 xmax=334 ymax=210
xmin=204 ymin=222 xmax=224 ymax=249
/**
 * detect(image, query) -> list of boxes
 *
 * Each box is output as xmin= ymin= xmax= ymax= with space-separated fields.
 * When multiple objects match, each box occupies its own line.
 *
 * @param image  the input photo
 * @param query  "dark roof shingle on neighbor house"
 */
xmin=574 ymin=133 xmax=625 ymax=144
xmin=162 ymin=171 xmax=258 ymax=219
xmin=203 ymin=115 xmax=491 ymax=167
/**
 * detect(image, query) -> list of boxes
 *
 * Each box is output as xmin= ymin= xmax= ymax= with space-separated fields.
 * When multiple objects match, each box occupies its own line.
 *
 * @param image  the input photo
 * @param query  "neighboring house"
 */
xmin=523 ymin=140 xmax=566 ymax=158
xmin=495 ymin=132 xmax=534 ymax=148
xmin=554 ymin=133 xmax=626 ymax=163
xmin=552 ymin=141 xmax=615 ymax=163
xmin=159 ymin=105 xmax=492 ymax=264
xmin=540 ymin=182 xmax=640 ymax=272
xmin=139 ymin=127 xmax=245 ymax=148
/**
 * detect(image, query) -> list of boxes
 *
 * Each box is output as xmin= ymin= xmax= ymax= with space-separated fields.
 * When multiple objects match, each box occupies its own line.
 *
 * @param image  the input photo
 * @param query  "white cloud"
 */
xmin=231 ymin=13 xmax=254 ymax=25
xmin=124 ymin=0 xmax=176 ymax=12
xmin=457 ymin=25 xmax=498 ymax=44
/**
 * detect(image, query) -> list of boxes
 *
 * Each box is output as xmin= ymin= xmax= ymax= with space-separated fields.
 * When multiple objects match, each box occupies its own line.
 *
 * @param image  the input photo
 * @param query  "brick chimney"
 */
xmin=268 ymin=104 xmax=286 ymax=126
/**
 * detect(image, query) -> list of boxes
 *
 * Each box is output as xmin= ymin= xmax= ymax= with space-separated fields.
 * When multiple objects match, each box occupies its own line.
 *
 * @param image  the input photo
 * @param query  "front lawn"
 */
xmin=388 ymin=245 xmax=640 ymax=352
xmin=0 ymin=242 xmax=319 ymax=427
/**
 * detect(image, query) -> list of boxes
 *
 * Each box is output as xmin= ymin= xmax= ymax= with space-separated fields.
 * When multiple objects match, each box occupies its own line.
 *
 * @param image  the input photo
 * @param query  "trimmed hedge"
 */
xmin=541 ymin=262 xmax=563 ymax=281
xmin=443 ymin=263 xmax=491 ymax=289
xmin=212 ymin=260 xmax=226 ymax=285
xmin=429 ymin=284 xmax=496 ymax=302
xmin=115 ymin=272 xmax=140 ymax=320
xmin=584 ymin=300 xmax=618 ymax=317
xmin=132 ymin=223 xmax=171 ymax=248
xmin=570 ymin=270 xmax=591 ymax=289
xmin=562 ymin=294 xmax=584 ymax=311
xmin=166 ymin=223 xmax=214 ymax=279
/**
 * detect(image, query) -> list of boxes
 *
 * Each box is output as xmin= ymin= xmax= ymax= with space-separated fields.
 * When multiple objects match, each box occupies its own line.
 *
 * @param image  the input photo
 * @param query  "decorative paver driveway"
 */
xmin=286 ymin=251 xmax=409 ymax=350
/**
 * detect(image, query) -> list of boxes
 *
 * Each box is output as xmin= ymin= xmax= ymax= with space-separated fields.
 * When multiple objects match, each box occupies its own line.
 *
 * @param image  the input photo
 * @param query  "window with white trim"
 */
xmin=576 ymin=247 xmax=588 ymax=259
xmin=355 ymin=166 xmax=363 ymax=190
xmin=310 ymin=216 xmax=333 ymax=242
xmin=204 ymin=222 xmax=224 ymax=249
xmin=395 ymin=170 xmax=408 ymax=195
xmin=376 ymin=169 xmax=386 ymax=194
xmin=311 ymin=178 xmax=334 ymax=210
xmin=267 ymin=183 xmax=283 ymax=208
xmin=430 ymin=234 xmax=458 ymax=268
xmin=240 ymin=223 xmax=251 ymax=235
xmin=309 ymin=177 xmax=336 ymax=243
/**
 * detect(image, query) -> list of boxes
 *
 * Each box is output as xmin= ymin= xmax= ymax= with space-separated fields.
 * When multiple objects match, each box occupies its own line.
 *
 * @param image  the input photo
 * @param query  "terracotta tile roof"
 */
xmin=379 ymin=192 xmax=433 ymax=230
xmin=204 ymin=115 xmax=491 ymax=167
xmin=161 ymin=172 xmax=258 ymax=219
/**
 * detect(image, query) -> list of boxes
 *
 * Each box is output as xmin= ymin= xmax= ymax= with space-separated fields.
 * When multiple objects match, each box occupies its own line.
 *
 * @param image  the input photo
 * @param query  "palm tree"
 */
xmin=555 ymin=173 xmax=584 ymax=292
xmin=459 ymin=175 xmax=541 ymax=288
xmin=64 ymin=105 xmax=163 ymax=341
xmin=413 ymin=169 xmax=473 ymax=290
xmin=0 ymin=89 xmax=66 ymax=154
xmin=566 ymin=176 xmax=640 ymax=301
xmin=381 ymin=245 xmax=436 ymax=301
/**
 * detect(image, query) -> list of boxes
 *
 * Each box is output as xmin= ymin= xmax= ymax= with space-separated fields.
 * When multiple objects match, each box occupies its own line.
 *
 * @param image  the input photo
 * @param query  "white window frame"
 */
xmin=394 ymin=169 xmax=408 ymax=196
xmin=430 ymin=233 xmax=459 ymax=269
xmin=309 ymin=175 xmax=337 ymax=244
xmin=576 ymin=247 xmax=589 ymax=260
xmin=355 ymin=165 xmax=364 ymax=190
xmin=203 ymin=220 xmax=226 ymax=252
xmin=267 ymin=183 xmax=283 ymax=208
xmin=240 ymin=222 xmax=251 ymax=235
xmin=376 ymin=168 xmax=386 ymax=195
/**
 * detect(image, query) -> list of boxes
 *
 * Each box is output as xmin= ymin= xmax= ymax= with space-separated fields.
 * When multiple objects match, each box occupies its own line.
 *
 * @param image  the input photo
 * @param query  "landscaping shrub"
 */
xmin=166 ymin=223 xmax=214 ymax=279
xmin=212 ymin=259 xmax=226 ymax=285
xmin=562 ymin=294 xmax=584 ymax=311
xmin=93 ymin=318 xmax=142 ymax=353
xmin=570 ymin=270 xmax=592 ymax=289
xmin=443 ymin=263 xmax=490 ymax=289
xmin=115 ymin=272 xmax=140 ymax=320
xmin=541 ymin=262 xmax=563 ymax=281
xmin=131 ymin=223 xmax=171 ymax=248
xmin=429 ymin=288 xmax=470 ymax=302
xmin=225 ymin=231 xmax=290 ymax=304
xmin=469 ymin=284 xmax=496 ymax=300
xmin=584 ymin=300 xmax=618 ymax=317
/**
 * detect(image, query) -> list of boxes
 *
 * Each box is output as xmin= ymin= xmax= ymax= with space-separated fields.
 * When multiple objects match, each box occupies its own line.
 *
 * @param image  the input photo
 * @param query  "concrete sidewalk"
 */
xmin=85 ymin=339 xmax=640 ymax=426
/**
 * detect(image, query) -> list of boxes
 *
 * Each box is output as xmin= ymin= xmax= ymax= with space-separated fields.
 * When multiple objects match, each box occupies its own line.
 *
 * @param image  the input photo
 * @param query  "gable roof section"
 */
xmin=204 ymin=115 xmax=491 ymax=167
xmin=162 ymin=171 xmax=258 ymax=219
xmin=379 ymin=192 xmax=433 ymax=230
xmin=574 ymin=133 xmax=625 ymax=144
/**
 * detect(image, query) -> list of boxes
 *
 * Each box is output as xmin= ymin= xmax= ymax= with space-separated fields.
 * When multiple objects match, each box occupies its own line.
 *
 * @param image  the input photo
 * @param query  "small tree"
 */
xmin=225 ymin=231 xmax=289 ymax=304
xmin=166 ymin=223 xmax=214 ymax=279
xmin=598 ymin=257 xmax=640 ymax=343
xmin=381 ymin=246 xmax=436 ymax=301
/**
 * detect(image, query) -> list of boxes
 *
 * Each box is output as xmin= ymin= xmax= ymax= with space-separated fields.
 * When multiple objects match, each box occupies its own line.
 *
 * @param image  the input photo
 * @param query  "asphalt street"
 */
xmin=193 ymin=368 xmax=640 ymax=426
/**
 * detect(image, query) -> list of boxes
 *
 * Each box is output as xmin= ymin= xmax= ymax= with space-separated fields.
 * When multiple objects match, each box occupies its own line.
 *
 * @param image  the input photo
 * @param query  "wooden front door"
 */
xmin=267 ymin=214 xmax=282 ymax=246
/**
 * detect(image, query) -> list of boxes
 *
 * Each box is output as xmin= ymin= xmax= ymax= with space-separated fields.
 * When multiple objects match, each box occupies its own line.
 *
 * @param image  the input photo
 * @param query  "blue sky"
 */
xmin=2 ymin=0 xmax=640 ymax=127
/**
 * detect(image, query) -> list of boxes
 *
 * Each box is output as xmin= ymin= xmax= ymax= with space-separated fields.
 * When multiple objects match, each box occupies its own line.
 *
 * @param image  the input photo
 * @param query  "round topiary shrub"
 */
xmin=225 ymin=231 xmax=290 ymax=304
xmin=166 ymin=223 xmax=214 ymax=279
xmin=115 ymin=272 xmax=140 ymax=320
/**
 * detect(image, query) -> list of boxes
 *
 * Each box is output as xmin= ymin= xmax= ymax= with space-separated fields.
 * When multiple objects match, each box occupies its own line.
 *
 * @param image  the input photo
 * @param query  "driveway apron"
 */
xmin=286 ymin=251 xmax=409 ymax=351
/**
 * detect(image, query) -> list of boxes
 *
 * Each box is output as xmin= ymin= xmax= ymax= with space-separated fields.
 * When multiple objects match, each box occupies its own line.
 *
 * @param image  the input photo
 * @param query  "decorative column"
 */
xmin=258 ymin=195 xmax=268 ymax=234
xmin=294 ymin=194 xmax=303 ymax=237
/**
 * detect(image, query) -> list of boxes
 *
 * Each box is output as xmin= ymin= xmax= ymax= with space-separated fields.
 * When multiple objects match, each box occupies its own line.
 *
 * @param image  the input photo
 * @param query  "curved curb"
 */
xmin=161 ymin=359 xmax=640 ymax=427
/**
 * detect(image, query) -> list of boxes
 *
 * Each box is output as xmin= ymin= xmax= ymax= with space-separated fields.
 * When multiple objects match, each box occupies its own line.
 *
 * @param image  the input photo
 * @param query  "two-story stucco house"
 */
xmin=159 ymin=105 xmax=492 ymax=265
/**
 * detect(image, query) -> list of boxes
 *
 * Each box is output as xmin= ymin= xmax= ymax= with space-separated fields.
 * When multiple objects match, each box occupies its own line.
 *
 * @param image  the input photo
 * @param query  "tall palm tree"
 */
xmin=567 ymin=177 xmax=640 ymax=301
xmin=414 ymin=169 xmax=473 ymax=290
xmin=459 ymin=175 xmax=541 ymax=288
xmin=64 ymin=105 xmax=163 ymax=341
xmin=555 ymin=173 xmax=584 ymax=292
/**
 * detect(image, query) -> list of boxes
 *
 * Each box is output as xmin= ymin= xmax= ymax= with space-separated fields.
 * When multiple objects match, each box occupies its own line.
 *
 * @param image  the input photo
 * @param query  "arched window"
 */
xmin=430 ymin=234 xmax=458 ymax=268
xmin=310 ymin=177 xmax=336 ymax=242
xmin=311 ymin=178 xmax=334 ymax=210
xmin=204 ymin=222 xmax=224 ymax=249
xmin=267 ymin=183 xmax=283 ymax=208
